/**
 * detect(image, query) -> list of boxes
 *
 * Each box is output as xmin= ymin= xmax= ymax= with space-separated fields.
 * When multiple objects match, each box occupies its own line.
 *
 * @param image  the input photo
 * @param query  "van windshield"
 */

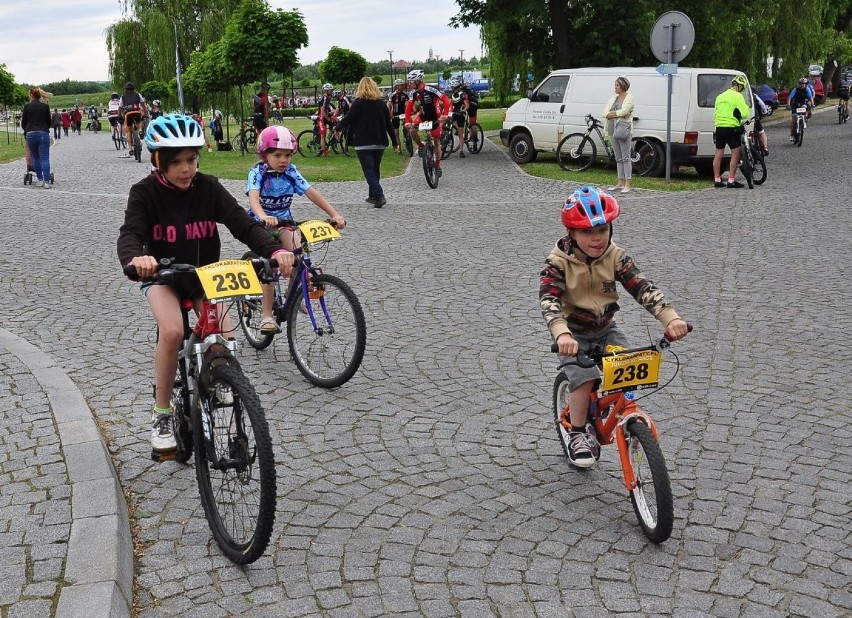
xmin=534 ymin=75 xmax=570 ymax=103
xmin=698 ymin=74 xmax=752 ymax=109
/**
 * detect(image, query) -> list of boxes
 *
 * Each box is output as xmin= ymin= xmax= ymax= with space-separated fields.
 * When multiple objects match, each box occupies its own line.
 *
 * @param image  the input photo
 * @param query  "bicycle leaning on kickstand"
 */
xmin=124 ymin=257 xmax=278 ymax=564
xmin=551 ymin=324 xmax=692 ymax=543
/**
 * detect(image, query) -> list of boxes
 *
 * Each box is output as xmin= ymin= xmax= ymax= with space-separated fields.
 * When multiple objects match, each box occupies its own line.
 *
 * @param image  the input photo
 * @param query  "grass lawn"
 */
xmin=0 ymin=131 xmax=26 ymax=164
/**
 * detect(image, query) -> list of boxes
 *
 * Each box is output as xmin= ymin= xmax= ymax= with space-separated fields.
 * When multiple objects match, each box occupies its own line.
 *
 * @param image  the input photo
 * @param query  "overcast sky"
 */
xmin=1 ymin=0 xmax=483 ymax=85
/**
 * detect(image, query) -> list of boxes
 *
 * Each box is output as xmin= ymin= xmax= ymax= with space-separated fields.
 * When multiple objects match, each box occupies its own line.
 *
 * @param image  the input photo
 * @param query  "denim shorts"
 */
xmin=559 ymin=325 xmax=629 ymax=391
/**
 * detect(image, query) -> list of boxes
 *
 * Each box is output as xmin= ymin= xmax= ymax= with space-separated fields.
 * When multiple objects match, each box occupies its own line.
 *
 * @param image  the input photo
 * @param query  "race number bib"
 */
xmin=298 ymin=219 xmax=340 ymax=244
xmin=418 ymin=121 xmax=433 ymax=131
xmin=195 ymin=260 xmax=262 ymax=301
xmin=600 ymin=349 xmax=662 ymax=394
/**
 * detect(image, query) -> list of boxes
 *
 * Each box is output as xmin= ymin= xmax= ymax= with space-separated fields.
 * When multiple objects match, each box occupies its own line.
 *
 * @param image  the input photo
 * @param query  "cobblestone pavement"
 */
xmin=0 ymin=110 xmax=850 ymax=617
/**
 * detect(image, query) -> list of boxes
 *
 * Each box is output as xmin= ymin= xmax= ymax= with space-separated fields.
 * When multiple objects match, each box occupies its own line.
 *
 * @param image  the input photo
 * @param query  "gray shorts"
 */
xmin=559 ymin=325 xmax=629 ymax=391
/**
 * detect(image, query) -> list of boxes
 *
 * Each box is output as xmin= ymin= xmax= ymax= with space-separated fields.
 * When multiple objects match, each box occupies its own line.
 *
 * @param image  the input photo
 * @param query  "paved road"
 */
xmin=0 ymin=112 xmax=850 ymax=617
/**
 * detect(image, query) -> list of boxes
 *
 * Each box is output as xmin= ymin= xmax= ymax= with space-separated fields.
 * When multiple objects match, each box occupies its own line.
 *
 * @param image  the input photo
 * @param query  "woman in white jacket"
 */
xmin=602 ymin=77 xmax=635 ymax=193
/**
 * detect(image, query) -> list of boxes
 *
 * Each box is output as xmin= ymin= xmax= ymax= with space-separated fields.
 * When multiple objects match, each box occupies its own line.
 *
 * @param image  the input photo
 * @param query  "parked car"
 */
xmin=756 ymin=84 xmax=779 ymax=110
xmin=810 ymin=77 xmax=825 ymax=105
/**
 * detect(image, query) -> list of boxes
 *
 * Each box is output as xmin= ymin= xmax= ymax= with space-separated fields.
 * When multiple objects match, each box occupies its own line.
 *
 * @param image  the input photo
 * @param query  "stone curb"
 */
xmin=0 ymin=328 xmax=133 ymax=618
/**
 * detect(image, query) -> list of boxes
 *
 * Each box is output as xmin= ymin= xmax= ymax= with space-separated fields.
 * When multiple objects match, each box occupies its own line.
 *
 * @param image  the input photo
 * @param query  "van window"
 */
xmin=698 ymin=74 xmax=752 ymax=109
xmin=534 ymin=75 xmax=570 ymax=103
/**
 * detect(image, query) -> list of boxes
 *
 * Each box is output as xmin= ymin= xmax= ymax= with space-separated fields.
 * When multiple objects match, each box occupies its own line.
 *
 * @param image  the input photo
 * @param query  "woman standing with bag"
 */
xmin=603 ymin=77 xmax=635 ymax=194
xmin=20 ymin=87 xmax=53 ymax=189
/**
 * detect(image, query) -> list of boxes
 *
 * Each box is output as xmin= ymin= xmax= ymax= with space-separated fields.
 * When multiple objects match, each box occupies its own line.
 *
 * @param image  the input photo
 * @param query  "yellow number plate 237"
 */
xmin=195 ymin=260 xmax=262 ymax=301
xmin=601 ymin=349 xmax=662 ymax=394
xmin=298 ymin=220 xmax=340 ymax=244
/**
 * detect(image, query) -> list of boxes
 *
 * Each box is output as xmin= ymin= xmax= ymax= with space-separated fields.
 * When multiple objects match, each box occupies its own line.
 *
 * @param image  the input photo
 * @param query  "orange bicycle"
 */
xmin=551 ymin=325 xmax=692 ymax=543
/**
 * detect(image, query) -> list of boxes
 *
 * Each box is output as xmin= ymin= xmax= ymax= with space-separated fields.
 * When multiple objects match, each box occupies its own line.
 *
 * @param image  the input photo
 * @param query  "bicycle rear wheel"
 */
xmin=286 ymin=273 xmax=366 ymax=388
xmin=423 ymin=140 xmax=439 ymax=188
xmin=630 ymin=137 xmax=658 ymax=177
xmin=750 ymin=145 xmax=767 ymax=186
xmin=113 ymin=129 xmax=121 ymax=150
xmin=440 ymin=129 xmax=455 ymax=160
xmin=557 ymin=133 xmax=596 ymax=172
xmin=740 ymin=142 xmax=754 ymax=189
xmin=133 ymin=130 xmax=142 ymax=162
xmin=297 ymin=129 xmax=321 ymax=157
xmin=195 ymin=363 xmax=276 ymax=564
xmin=625 ymin=420 xmax=673 ymax=543
xmin=237 ymin=298 xmax=275 ymax=350
xmin=465 ymin=123 xmax=483 ymax=154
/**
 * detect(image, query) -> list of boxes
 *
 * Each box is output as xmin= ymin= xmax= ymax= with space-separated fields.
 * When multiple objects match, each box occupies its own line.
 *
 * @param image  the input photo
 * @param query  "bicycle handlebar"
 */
xmin=550 ymin=323 xmax=693 ymax=367
xmin=123 ymin=256 xmax=278 ymax=283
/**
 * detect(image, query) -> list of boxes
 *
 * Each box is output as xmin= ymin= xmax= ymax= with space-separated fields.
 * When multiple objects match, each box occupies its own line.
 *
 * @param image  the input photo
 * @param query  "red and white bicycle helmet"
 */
xmin=561 ymin=186 xmax=620 ymax=229
xmin=256 ymin=125 xmax=297 ymax=156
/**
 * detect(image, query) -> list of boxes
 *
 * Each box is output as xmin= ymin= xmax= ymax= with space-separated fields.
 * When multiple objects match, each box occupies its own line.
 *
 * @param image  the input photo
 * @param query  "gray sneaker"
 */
xmin=42 ymin=181 xmax=53 ymax=189
xmin=567 ymin=431 xmax=595 ymax=468
xmin=151 ymin=412 xmax=177 ymax=452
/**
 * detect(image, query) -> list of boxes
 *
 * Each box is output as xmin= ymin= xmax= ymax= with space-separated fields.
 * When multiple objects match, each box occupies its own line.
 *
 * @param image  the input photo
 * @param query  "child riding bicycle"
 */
xmin=539 ymin=186 xmax=689 ymax=468
xmin=117 ymin=114 xmax=294 ymax=454
xmin=246 ymin=125 xmax=346 ymax=334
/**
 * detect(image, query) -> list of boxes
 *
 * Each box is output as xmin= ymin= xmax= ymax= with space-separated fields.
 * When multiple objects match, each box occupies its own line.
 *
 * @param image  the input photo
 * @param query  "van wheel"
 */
xmin=509 ymin=133 xmax=537 ymax=164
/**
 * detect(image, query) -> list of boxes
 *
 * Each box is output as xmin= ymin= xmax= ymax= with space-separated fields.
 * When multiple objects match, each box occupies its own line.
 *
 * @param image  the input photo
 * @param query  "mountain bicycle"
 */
xmin=551 ymin=325 xmax=692 ymax=543
xmin=439 ymin=117 xmax=455 ymax=160
xmin=232 ymin=119 xmax=258 ymax=155
xmin=124 ymin=257 xmax=277 ymax=564
xmin=556 ymin=113 xmax=658 ymax=177
xmin=791 ymin=105 xmax=808 ymax=147
xmin=237 ymin=219 xmax=366 ymax=388
xmin=416 ymin=120 xmax=441 ymax=188
xmin=739 ymin=119 xmax=766 ymax=188
xmin=297 ymin=116 xmax=348 ymax=157
xmin=112 ymin=121 xmax=127 ymax=150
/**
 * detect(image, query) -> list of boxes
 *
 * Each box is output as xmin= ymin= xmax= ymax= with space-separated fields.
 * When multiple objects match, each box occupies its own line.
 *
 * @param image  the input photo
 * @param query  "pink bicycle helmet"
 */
xmin=257 ymin=126 xmax=297 ymax=156
xmin=561 ymin=186 xmax=620 ymax=229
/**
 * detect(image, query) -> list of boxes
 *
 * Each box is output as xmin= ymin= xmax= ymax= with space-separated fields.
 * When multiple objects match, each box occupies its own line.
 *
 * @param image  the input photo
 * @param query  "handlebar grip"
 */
xmin=123 ymin=264 xmax=139 ymax=280
xmin=664 ymin=322 xmax=694 ymax=341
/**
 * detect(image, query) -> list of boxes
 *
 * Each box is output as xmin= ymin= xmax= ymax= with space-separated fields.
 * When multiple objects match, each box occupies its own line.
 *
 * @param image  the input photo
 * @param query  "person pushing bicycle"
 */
xmin=539 ymin=186 xmax=689 ymax=468
xmin=117 ymin=114 xmax=294 ymax=454
xmin=246 ymin=125 xmax=346 ymax=334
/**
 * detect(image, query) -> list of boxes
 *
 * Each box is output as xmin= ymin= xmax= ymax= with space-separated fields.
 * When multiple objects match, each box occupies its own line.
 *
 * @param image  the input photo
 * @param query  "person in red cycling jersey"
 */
xmin=317 ymin=83 xmax=335 ymax=157
xmin=404 ymin=70 xmax=450 ymax=174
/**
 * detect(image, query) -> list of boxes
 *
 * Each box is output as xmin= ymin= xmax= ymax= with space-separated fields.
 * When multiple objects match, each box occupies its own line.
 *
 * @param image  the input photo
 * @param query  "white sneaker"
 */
xmin=42 ymin=181 xmax=53 ymax=189
xmin=151 ymin=412 xmax=177 ymax=452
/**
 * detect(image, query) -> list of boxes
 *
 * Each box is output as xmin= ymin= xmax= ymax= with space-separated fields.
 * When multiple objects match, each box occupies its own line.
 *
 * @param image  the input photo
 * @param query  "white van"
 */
xmin=499 ymin=67 xmax=752 ymax=176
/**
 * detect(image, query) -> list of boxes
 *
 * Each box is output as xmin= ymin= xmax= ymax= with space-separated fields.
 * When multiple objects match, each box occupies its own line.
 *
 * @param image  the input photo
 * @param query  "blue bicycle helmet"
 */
xmin=145 ymin=114 xmax=205 ymax=150
xmin=561 ymin=186 xmax=620 ymax=229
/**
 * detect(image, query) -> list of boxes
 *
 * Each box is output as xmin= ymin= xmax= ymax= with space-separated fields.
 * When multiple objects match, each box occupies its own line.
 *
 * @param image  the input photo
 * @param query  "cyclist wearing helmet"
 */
xmin=387 ymin=79 xmax=409 ymax=149
xmin=838 ymin=80 xmax=850 ymax=122
xmin=712 ymin=74 xmax=751 ymax=188
xmin=117 ymin=114 xmax=293 ymax=453
xmin=120 ymin=82 xmax=148 ymax=153
xmin=404 ymin=69 xmax=451 ymax=174
xmin=317 ymin=83 xmax=336 ymax=156
xmin=540 ymin=186 xmax=689 ymax=467
xmin=334 ymin=89 xmax=352 ymax=118
xmin=459 ymin=77 xmax=480 ymax=147
xmin=246 ymin=125 xmax=345 ymax=332
xmin=107 ymin=92 xmax=122 ymax=132
xmin=150 ymin=99 xmax=163 ymax=120
xmin=788 ymin=77 xmax=815 ymax=141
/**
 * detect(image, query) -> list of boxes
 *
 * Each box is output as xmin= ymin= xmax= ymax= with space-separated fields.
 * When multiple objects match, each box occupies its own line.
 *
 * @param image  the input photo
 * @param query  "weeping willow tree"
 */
xmin=105 ymin=0 xmax=241 ymax=94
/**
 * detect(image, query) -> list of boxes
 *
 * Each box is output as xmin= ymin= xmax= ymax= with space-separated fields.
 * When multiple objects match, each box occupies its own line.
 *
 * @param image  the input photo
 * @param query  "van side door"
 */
xmin=527 ymin=75 xmax=571 ymax=150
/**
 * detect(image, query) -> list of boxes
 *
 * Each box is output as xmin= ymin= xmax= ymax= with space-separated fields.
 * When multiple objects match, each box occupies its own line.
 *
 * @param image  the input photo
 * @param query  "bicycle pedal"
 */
xmin=151 ymin=449 xmax=178 ymax=462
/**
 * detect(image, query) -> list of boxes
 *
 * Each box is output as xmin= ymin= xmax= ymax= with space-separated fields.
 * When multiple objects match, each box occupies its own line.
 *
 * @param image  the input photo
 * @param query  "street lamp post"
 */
xmin=459 ymin=49 xmax=464 ymax=79
xmin=388 ymin=50 xmax=394 ymax=84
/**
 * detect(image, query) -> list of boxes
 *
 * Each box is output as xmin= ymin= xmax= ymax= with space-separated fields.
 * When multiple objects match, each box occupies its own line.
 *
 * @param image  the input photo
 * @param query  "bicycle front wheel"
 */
xmin=297 ymin=130 xmax=321 ymax=157
xmin=232 ymin=132 xmax=246 ymax=153
xmin=630 ymin=137 xmax=658 ymax=177
xmin=465 ymin=123 xmax=483 ymax=154
xmin=195 ymin=363 xmax=276 ymax=564
xmin=557 ymin=133 xmax=596 ymax=172
xmin=796 ymin=121 xmax=804 ymax=147
xmin=751 ymin=146 xmax=767 ymax=186
xmin=423 ymin=140 xmax=439 ymax=188
xmin=286 ymin=273 xmax=366 ymax=388
xmin=625 ymin=420 xmax=673 ymax=543
xmin=237 ymin=298 xmax=275 ymax=350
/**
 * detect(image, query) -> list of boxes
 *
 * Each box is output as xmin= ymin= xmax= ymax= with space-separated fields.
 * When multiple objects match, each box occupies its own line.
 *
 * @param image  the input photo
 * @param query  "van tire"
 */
xmin=509 ymin=133 xmax=537 ymax=164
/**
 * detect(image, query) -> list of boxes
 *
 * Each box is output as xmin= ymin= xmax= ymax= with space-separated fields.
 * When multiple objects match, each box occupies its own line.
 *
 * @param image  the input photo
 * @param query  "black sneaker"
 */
xmin=727 ymin=180 xmax=744 ymax=189
xmin=567 ymin=431 xmax=595 ymax=468
xmin=714 ymin=181 xmax=725 ymax=188
xmin=365 ymin=197 xmax=378 ymax=204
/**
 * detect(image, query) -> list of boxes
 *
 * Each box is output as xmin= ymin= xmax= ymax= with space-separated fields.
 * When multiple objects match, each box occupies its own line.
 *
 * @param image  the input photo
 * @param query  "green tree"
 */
xmin=320 ymin=47 xmax=368 ymax=89
xmin=0 ymin=64 xmax=17 ymax=108
xmin=141 ymin=80 xmax=169 ymax=103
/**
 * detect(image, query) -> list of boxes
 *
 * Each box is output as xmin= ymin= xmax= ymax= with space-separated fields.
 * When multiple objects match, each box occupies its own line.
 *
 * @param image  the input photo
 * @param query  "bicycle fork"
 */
xmin=614 ymin=406 xmax=659 ymax=492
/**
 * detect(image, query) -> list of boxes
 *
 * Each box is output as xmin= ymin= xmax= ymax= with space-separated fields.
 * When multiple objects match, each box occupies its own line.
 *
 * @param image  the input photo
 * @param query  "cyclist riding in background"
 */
xmin=150 ymin=99 xmax=163 ymax=120
xmin=788 ymin=77 xmax=815 ymax=142
xmin=448 ymin=77 xmax=468 ymax=158
xmin=838 ymin=80 xmax=850 ymax=122
xmin=333 ymin=89 xmax=351 ymax=120
xmin=387 ymin=79 xmax=409 ymax=151
xmin=459 ymin=77 xmax=481 ymax=147
xmin=120 ymin=82 xmax=147 ymax=150
xmin=107 ymin=92 xmax=122 ymax=133
xmin=405 ymin=69 xmax=451 ymax=175
xmin=317 ymin=83 xmax=336 ymax=157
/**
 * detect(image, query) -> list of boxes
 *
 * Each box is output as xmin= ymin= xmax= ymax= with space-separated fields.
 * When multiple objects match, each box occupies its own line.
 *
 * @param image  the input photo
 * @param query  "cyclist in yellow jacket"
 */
xmin=712 ymin=75 xmax=751 ymax=188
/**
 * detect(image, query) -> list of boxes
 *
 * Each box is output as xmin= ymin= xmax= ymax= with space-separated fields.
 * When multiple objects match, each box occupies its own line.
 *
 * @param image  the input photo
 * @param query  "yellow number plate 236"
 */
xmin=601 ymin=349 xmax=662 ymax=394
xmin=298 ymin=220 xmax=340 ymax=244
xmin=195 ymin=260 xmax=262 ymax=301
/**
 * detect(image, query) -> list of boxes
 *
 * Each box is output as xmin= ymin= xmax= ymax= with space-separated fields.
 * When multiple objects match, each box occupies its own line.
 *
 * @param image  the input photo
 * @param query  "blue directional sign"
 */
xmin=656 ymin=63 xmax=678 ymax=75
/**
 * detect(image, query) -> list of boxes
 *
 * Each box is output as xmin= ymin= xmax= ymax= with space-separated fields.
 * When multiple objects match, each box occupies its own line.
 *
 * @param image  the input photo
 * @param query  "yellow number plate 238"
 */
xmin=601 ymin=349 xmax=662 ymax=394
xmin=195 ymin=260 xmax=262 ymax=301
xmin=298 ymin=220 xmax=340 ymax=244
